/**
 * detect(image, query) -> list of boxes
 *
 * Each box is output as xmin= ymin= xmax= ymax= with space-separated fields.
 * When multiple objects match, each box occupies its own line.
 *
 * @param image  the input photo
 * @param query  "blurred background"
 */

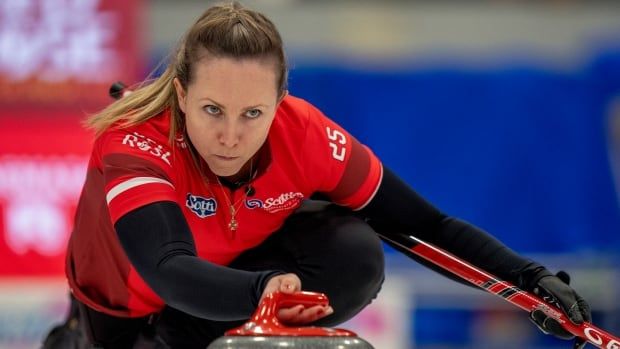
xmin=0 ymin=0 xmax=619 ymax=348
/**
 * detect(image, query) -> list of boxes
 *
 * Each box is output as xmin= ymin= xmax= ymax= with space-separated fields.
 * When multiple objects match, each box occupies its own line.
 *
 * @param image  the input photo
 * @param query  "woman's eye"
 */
xmin=245 ymin=109 xmax=262 ymax=119
xmin=204 ymin=105 xmax=221 ymax=115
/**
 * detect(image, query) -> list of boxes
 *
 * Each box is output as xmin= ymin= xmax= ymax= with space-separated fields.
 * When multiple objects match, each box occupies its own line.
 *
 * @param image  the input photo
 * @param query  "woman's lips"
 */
xmin=214 ymin=155 xmax=238 ymax=161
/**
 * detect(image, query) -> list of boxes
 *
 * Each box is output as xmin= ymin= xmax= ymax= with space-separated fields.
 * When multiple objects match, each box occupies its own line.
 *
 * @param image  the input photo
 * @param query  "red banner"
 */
xmin=0 ymin=114 xmax=92 ymax=276
xmin=0 ymin=0 xmax=145 ymax=112
xmin=0 ymin=0 xmax=145 ymax=277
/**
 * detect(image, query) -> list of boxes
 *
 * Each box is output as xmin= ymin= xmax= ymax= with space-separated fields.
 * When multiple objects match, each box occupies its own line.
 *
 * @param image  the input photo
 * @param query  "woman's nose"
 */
xmin=218 ymin=119 xmax=240 ymax=148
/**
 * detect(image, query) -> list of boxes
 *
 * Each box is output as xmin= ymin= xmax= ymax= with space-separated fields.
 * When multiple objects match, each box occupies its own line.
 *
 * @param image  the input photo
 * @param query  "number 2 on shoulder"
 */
xmin=326 ymin=126 xmax=347 ymax=161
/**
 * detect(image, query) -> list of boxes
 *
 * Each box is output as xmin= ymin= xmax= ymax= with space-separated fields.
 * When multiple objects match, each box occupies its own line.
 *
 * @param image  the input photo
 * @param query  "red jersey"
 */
xmin=66 ymin=95 xmax=383 ymax=317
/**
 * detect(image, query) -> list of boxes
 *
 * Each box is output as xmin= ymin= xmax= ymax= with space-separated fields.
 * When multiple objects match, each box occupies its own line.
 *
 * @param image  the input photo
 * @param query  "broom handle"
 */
xmin=379 ymin=233 xmax=620 ymax=349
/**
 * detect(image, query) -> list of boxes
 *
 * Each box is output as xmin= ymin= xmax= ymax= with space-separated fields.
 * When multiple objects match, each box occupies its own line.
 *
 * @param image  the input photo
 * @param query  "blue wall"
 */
xmin=288 ymin=48 xmax=620 ymax=254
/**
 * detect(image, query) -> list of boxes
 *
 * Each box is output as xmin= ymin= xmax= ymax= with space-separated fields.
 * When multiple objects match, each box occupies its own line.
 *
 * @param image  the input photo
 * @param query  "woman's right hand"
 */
xmin=260 ymin=273 xmax=334 ymax=325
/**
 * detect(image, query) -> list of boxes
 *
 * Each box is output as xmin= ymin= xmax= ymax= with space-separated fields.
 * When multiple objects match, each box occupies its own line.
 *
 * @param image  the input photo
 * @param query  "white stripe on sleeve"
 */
xmin=354 ymin=164 xmax=384 ymax=211
xmin=106 ymin=176 xmax=174 ymax=204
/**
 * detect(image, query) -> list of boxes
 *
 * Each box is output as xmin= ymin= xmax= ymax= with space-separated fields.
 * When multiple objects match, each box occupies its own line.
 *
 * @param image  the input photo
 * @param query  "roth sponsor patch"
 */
xmin=122 ymin=131 xmax=172 ymax=166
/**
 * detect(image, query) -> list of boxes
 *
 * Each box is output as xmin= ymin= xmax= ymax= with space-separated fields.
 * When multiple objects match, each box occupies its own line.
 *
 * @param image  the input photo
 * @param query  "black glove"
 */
xmin=529 ymin=271 xmax=592 ymax=349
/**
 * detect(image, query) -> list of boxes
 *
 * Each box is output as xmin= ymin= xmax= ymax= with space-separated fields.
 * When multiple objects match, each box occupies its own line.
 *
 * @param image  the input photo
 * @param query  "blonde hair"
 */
xmin=85 ymin=1 xmax=288 ymax=143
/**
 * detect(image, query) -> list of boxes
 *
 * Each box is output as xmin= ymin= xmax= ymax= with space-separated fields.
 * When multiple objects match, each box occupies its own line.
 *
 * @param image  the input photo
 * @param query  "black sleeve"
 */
xmin=359 ymin=166 xmax=551 ymax=290
xmin=114 ymin=201 xmax=284 ymax=321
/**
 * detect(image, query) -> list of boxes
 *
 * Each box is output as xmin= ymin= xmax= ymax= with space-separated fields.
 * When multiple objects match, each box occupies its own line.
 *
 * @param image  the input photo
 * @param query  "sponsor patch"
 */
xmin=262 ymin=192 xmax=304 ymax=213
xmin=186 ymin=193 xmax=217 ymax=218
xmin=122 ymin=131 xmax=172 ymax=166
xmin=245 ymin=199 xmax=263 ymax=209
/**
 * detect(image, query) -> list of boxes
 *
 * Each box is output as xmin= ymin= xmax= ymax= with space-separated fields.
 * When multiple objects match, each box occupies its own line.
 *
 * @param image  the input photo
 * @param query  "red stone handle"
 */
xmin=225 ymin=291 xmax=359 ymax=337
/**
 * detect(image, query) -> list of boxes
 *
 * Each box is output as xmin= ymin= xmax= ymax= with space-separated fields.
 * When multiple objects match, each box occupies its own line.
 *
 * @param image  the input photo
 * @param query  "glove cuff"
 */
xmin=516 ymin=263 xmax=553 ymax=291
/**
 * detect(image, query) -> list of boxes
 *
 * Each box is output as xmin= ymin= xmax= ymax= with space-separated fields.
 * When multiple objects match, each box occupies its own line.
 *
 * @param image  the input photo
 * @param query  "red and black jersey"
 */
xmin=66 ymin=95 xmax=382 ymax=317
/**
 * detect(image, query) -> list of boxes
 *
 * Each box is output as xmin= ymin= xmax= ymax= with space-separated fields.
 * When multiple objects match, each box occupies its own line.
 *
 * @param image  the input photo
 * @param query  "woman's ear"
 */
xmin=173 ymin=78 xmax=187 ymax=114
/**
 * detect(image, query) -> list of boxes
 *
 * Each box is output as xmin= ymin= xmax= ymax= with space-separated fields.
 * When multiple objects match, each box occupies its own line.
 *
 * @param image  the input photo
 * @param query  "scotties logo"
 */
xmin=262 ymin=192 xmax=304 ymax=213
xmin=245 ymin=199 xmax=263 ymax=209
xmin=186 ymin=193 xmax=217 ymax=218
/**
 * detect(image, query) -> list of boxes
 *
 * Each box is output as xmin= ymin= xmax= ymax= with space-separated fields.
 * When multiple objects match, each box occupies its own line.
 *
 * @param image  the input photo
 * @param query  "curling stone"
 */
xmin=207 ymin=291 xmax=374 ymax=349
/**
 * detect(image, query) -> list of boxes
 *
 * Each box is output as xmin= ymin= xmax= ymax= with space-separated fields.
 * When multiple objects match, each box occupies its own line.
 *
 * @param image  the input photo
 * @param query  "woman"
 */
xmin=44 ymin=2 xmax=590 ymax=348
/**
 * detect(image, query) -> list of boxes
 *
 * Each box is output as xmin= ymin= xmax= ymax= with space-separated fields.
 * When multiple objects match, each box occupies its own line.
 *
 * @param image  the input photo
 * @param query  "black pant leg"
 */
xmin=41 ymin=294 xmax=89 ymax=349
xmin=155 ymin=200 xmax=385 ymax=347
xmin=230 ymin=201 xmax=385 ymax=326
xmin=76 ymin=299 xmax=150 ymax=349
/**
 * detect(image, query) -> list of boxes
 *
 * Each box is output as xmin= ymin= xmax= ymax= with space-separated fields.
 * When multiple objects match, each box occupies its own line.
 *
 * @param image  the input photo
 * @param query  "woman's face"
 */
xmin=174 ymin=56 xmax=284 ymax=177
